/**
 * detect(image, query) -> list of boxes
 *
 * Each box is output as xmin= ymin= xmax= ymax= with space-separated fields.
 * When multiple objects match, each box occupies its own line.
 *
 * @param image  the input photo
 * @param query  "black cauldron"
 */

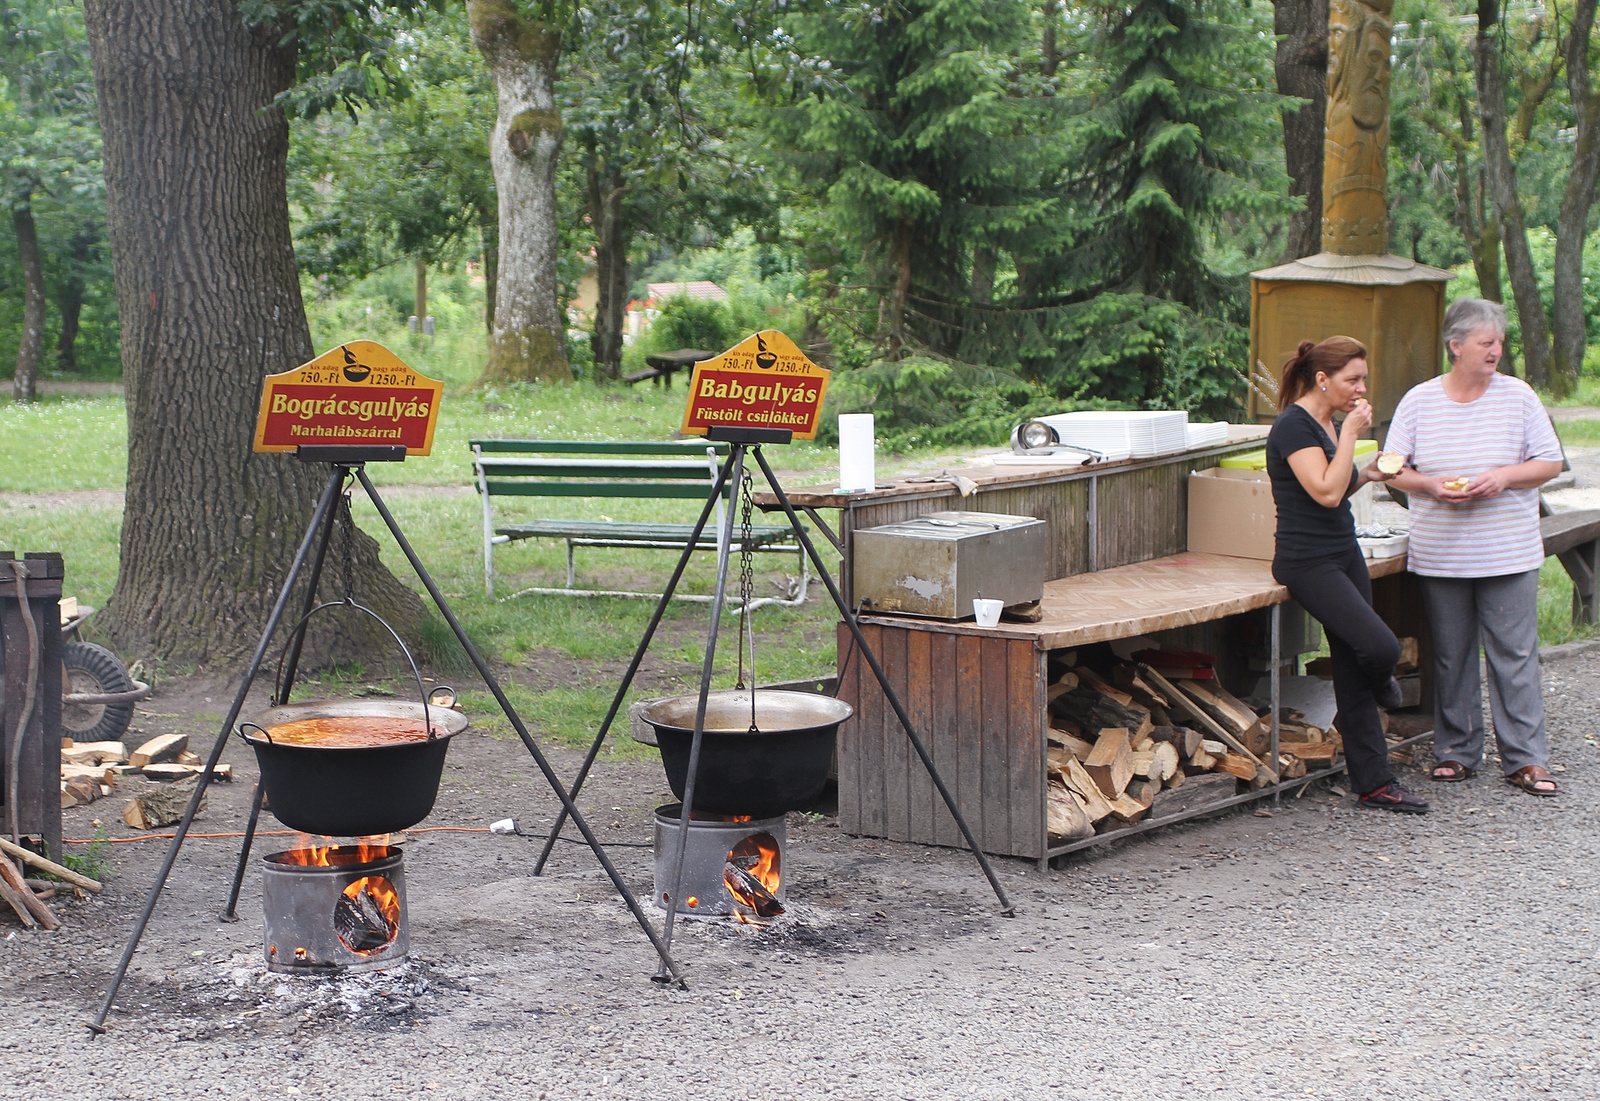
xmin=239 ymin=696 xmax=467 ymax=837
xmin=642 ymin=690 xmax=852 ymax=818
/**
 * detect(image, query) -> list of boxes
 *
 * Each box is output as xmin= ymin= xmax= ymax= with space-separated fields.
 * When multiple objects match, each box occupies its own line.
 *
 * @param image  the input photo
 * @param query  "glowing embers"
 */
xmin=653 ymin=805 xmax=787 ymax=924
xmin=262 ymin=840 xmax=409 ymax=973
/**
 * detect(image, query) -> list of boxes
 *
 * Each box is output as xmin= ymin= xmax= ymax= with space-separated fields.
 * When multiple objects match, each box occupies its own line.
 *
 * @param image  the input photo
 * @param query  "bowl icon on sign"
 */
xmin=341 ymin=347 xmax=371 ymax=382
xmin=754 ymin=335 xmax=777 ymax=370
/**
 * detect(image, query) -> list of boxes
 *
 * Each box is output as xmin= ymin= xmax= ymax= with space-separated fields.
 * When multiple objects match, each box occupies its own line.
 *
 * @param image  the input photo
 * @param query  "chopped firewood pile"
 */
xmin=0 ymin=835 xmax=103 ymax=931
xmin=60 ymin=733 xmax=230 ymax=819
xmin=1046 ymin=649 xmax=1346 ymax=843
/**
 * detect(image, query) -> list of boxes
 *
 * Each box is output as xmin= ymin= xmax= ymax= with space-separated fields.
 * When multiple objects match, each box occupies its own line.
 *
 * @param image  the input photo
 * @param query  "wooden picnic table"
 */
xmin=624 ymin=348 xmax=711 ymax=389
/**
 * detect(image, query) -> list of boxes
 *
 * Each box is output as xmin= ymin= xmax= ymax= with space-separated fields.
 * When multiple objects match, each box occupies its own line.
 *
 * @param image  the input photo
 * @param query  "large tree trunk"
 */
xmin=83 ymin=0 xmax=424 ymax=668
xmin=469 ymin=0 xmax=571 ymax=384
xmin=12 ymin=202 xmax=44 ymax=403
xmin=1474 ymin=0 xmax=1555 ymax=390
xmin=54 ymin=225 xmax=93 ymax=374
xmin=1274 ymin=0 xmax=1327 ymax=261
xmin=1551 ymin=0 xmax=1600 ymax=391
xmin=586 ymin=160 xmax=627 ymax=382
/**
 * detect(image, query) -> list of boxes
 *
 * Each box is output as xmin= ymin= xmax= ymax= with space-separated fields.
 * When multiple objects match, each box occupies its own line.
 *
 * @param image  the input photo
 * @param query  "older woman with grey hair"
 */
xmin=1385 ymin=298 xmax=1564 ymax=795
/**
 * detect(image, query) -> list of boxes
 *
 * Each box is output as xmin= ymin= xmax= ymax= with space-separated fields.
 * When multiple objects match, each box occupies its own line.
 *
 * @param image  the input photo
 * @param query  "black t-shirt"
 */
xmin=1266 ymin=403 xmax=1358 ymax=560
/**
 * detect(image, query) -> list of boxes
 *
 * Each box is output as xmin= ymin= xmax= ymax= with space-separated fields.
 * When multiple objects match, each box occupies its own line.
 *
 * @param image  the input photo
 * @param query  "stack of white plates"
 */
xmin=1039 ymin=411 xmax=1189 ymax=459
xmin=1184 ymin=421 xmax=1231 ymax=449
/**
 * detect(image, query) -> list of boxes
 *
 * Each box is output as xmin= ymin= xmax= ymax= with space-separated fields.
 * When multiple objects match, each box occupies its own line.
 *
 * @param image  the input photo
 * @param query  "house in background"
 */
xmin=625 ymin=281 xmax=729 ymax=342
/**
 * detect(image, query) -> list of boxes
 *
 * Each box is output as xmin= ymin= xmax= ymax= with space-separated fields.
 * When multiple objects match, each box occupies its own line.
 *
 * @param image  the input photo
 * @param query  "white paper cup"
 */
xmin=972 ymin=598 xmax=1003 ymax=627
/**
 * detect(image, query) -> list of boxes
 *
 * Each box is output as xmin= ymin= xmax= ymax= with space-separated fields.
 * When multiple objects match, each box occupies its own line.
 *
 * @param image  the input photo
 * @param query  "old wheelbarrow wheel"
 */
xmin=61 ymin=641 xmax=136 ymax=742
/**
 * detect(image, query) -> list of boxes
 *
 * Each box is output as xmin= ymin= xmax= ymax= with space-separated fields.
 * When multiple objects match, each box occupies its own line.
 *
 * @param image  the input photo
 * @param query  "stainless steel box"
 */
xmin=853 ymin=511 xmax=1047 ymax=620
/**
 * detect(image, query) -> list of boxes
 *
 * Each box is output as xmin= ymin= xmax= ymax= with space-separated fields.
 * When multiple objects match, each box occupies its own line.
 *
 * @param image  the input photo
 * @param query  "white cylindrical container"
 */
xmin=838 ymin=414 xmax=876 ymax=493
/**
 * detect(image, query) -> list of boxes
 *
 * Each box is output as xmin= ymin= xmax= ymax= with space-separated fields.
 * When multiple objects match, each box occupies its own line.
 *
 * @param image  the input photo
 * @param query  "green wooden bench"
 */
xmin=470 ymin=439 xmax=808 ymax=604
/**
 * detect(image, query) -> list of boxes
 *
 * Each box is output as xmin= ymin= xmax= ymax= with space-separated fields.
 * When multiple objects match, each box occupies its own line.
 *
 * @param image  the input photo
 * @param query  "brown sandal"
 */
xmin=1431 ymin=760 xmax=1474 ymax=782
xmin=1505 ymin=765 xmax=1558 ymax=796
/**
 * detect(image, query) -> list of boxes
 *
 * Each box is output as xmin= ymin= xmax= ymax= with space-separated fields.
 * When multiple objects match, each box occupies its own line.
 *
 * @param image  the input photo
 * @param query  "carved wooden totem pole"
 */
xmin=1248 ymin=0 xmax=1452 ymax=429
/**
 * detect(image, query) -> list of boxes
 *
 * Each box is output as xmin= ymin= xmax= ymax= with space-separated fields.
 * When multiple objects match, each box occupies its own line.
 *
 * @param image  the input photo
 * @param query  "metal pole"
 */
xmin=1271 ymin=602 xmax=1281 ymax=807
xmin=751 ymin=449 xmax=1014 ymax=915
xmin=88 ymin=466 xmax=347 ymax=1035
xmin=219 ymin=781 xmax=267 ymax=922
xmin=353 ymin=469 xmax=687 ymax=987
xmin=531 ymin=453 xmax=735 ymax=875
xmin=220 ymin=476 xmax=346 ymax=919
xmin=655 ymin=445 xmax=745 ymax=981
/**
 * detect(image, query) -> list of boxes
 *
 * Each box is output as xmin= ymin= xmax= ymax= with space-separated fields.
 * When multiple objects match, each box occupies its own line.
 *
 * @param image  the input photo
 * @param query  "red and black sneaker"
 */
xmin=1358 ymin=782 xmax=1430 ymax=814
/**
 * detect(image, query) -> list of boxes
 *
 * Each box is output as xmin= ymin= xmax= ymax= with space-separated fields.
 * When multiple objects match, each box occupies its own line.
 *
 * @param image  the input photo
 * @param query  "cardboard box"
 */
xmin=1187 ymin=468 xmax=1275 ymax=560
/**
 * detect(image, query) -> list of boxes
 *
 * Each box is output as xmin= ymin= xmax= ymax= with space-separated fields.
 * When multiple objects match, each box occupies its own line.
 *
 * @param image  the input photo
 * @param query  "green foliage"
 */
xmin=820 ymin=355 xmax=1054 ymax=451
xmin=645 ymin=296 xmax=740 ymax=355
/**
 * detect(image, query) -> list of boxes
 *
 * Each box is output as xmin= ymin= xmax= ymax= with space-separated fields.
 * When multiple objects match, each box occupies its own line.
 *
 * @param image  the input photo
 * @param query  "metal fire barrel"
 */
xmin=653 ymin=805 xmax=786 ymax=919
xmin=262 ymin=846 xmax=409 ymax=974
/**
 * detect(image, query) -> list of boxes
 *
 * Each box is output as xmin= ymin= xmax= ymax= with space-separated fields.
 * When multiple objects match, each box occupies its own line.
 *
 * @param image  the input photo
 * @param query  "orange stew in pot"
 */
xmin=260 ymin=716 xmax=449 ymax=748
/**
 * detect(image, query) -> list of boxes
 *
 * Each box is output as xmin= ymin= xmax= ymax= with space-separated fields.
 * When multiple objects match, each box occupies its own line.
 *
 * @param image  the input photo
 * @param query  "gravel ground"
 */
xmin=2 ymin=643 xmax=1598 ymax=1101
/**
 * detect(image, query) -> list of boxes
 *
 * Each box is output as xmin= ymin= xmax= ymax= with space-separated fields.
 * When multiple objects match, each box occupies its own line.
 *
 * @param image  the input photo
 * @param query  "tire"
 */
xmin=61 ymin=641 xmax=137 ymax=742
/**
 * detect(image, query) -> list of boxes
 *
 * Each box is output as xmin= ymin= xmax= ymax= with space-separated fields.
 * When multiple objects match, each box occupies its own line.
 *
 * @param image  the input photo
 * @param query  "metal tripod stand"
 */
xmin=528 ymin=427 xmax=1015 ymax=978
xmin=88 ymin=451 xmax=687 ymax=1035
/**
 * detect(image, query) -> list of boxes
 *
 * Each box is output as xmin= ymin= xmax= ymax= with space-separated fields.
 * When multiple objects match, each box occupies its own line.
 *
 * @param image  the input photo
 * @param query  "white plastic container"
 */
xmin=838 ymin=414 xmax=876 ymax=493
xmin=972 ymin=598 xmax=1004 ymax=627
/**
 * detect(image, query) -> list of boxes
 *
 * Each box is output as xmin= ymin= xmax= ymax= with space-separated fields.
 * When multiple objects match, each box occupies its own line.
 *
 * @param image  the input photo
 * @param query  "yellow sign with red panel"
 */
xmin=679 ymin=330 xmax=829 ymax=441
xmin=253 ymin=341 xmax=443 ymax=455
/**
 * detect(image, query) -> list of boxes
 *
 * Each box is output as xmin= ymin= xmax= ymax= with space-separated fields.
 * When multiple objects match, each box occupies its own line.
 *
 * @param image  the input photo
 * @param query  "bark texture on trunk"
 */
xmin=469 ymin=0 xmax=571 ymax=383
xmin=1274 ymin=0 xmax=1328 ymax=261
xmin=83 ymin=0 xmax=423 ymax=667
xmin=1474 ymin=0 xmax=1554 ymax=389
xmin=585 ymin=160 xmax=627 ymax=381
xmin=1551 ymin=0 xmax=1600 ymax=390
xmin=12 ymin=203 xmax=44 ymax=403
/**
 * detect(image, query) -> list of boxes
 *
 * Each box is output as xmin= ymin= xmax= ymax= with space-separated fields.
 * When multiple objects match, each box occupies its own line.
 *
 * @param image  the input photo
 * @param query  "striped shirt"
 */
xmin=1385 ymin=373 xmax=1561 ymax=577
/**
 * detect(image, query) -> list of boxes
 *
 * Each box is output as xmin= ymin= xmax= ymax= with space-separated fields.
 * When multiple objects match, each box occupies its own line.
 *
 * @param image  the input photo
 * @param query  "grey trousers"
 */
xmin=1418 ymin=570 xmax=1547 ymax=775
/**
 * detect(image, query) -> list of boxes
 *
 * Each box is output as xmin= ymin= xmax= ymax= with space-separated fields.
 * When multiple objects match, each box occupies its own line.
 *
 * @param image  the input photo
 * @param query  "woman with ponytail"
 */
xmin=1266 ymin=336 xmax=1428 ymax=813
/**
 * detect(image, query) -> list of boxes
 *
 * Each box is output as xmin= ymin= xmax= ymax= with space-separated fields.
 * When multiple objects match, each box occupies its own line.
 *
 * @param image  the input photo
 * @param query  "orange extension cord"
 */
xmin=62 ymin=826 xmax=492 ymax=844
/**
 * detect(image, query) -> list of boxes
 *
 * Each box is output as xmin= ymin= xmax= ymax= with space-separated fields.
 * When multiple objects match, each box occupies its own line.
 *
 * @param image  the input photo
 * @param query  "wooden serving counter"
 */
xmin=834 ymin=550 xmax=1419 ymax=866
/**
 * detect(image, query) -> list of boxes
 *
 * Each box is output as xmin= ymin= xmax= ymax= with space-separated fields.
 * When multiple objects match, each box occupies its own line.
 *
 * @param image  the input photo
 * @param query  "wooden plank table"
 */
xmin=836 ymin=550 xmax=1412 ymax=866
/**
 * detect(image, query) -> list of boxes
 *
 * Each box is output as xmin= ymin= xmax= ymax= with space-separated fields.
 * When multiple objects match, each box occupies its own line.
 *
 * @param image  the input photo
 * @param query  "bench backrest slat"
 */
xmin=483 ymin=481 xmax=728 ymax=500
xmin=471 ymin=439 xmax=728 ymax=457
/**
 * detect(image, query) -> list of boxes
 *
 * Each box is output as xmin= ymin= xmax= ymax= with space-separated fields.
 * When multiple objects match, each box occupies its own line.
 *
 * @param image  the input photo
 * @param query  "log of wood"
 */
xmin=0 ymin=853 xmax=59 ymax=931
xmin=1126 ymin=777 xmax=1162 ymax=805
xmin=1164 ymin=765 xmax=1186 ymax=790
xmin=129 ymin=733 xmax=188 ymax=769
xmin=61 ymin=763 xmax=115 ymax=785
xmin=1278 ymin=753 xmax=1308 ymax=780
xmin=1152 ymin=741 xmax=1180 ymax=782
xmin=60 ymin=741 xmax=128 ymax=765
xmin=1062 ymin=757 xmax=1116 ymax=823
xmin=123 ymin=779 xmax=207 ymax=830
xmin=0 ymin=837 xmax=102 ymax=893
xmin=1132 ymin=733 xmax=1154 ymax=753
xmin=0 ymin=873 xmax=36 ymax=928
xmin=1106 ymin=792 xmax=1150 ymax=823
xmin=1216 ymin=752 xmax=1258 ymax=781
xmin=1050 ymin=688 xmax=1148 ymax=735
xmin=1130 ymin=749 xmax=1158 ymax=779
xmin=1178 ymin=679 xmax=1260 ymax=735
xmin=1184 ymin=749 xmax=1216 ymax=774
xmin=1279 ymin=723 xmax=1323 ymax=744
xmin=141 ymin=762 xmax=232 ymax=783
xmin=1055 ymin=670 xmax=1079 ymax=691
xmin=1242 ymin=719 xmax=1271 ymax=757
xmin=1048 ymin=782 xmax=1095 ymax=841
xmin=1139 ymin=665 xmax=1276 ymax=783
xmin=1397 ymin=636 xmax=1419 ymax=672
xmin=1200 ymin=739 xmax=1229 ymax=757
xmin=1150 ymin=725 xmax=1203 ymax=758
xmin=1291 ymin=742 xmax=1340 ymax=765
xmin=1075 ymin=667 xmax=1134 ymax=707
xmin=1048 ymin=731 xmax=1096 ymax=761
xmin=61 ymin=777 xmax=99 ymax=807
xmin=1148 ymin=771 xmax=1239 ymax=818
xmin=1082 ymin=728 xmax=1134 ymax=799
xmin=176 ymin=750 xmax=201 ymax=766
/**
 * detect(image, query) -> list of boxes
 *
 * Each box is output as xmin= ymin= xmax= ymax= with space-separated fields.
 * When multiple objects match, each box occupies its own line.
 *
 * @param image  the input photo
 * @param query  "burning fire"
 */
xmin=275 ymin=833 xmax=396 ymax=865
xmin=723 ymin=833 xmax=783 ymax=922
xmin=275 ymin=835 xmax=402 ymax=956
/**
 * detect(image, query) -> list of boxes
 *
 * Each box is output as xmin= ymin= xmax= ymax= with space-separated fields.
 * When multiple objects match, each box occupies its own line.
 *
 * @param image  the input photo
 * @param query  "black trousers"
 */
xmin=1272 ymin=542 xmax=1400 ymax=795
